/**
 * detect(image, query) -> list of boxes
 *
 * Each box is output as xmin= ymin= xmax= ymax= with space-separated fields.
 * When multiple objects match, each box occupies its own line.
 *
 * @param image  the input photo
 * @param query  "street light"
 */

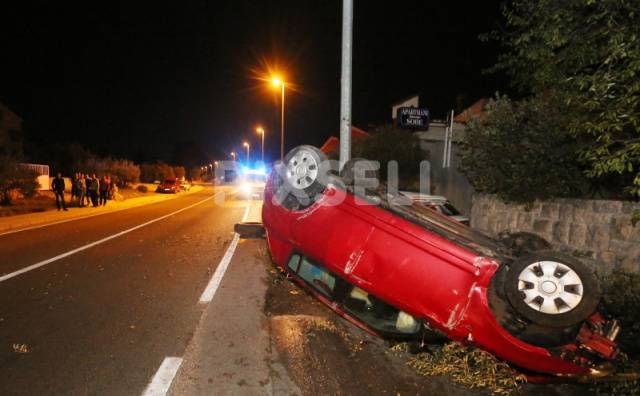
xmin=243 ymin=141 xmax=250 ymax=163
xmin=256 ymin=126 xmax=265 ymax=162
xmin=230 ymin=151 xmax=236 ymax=161
xmin=271 ymin=76 xmax=285 ymax=160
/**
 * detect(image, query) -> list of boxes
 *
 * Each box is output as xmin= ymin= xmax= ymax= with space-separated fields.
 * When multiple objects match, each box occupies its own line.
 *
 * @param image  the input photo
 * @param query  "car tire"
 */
xmin=234 ymin=221 xmax=265 ymax=238
xmin=499 ymin=231 xmax=552 ymax=256
xmin=504 ymin=250 xmax=601 ymax=328
xmin=275 ymin=145 xmax=328 ymax=210
xmin=340 ymin=157 xmax=379 ymax=186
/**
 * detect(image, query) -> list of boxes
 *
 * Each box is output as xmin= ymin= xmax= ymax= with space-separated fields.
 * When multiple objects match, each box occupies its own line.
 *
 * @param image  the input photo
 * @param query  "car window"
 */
xmin=286 ymin=253 xmax=420 ymax=337
xmin=287 ymin=254 xmax=335 ymax=298
xmin=286 ymin=254 xmax=301 ymax=273
xmin=442 ymin=202 xmax=461 ymax=216
xmin=341 ymin=286 xmax=420 ymax=335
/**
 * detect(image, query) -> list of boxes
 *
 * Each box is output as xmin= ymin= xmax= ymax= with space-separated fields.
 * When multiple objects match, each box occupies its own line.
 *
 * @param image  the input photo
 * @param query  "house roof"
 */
xmin=453 ymin=98 xmax=488 ymax=123
xmin=319 ymin=126 xmax=370 ymax=154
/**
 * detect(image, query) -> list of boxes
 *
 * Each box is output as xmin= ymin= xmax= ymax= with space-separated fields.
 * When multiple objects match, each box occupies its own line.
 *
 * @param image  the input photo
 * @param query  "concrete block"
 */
xmin=593 ymin=200 xmax=623 ymax=213
xmin=540 ymin=203 xmax=560 ymax=219
xmin=552 ymin=222 xmax=571 ymax=245
xmin=533 ymin=219 xmax=553 ymax=235
xmin=558 ymin=206 xmax=574 ymax=222
xmin=587 ymin=224 xmax=611 ymax=250
xmin=569 ymin=223 xmax=588 ymax=247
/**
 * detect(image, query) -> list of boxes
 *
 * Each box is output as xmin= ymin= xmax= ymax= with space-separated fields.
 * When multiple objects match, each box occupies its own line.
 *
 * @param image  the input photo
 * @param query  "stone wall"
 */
xmin=471 ymin=194 xmax=640 ymax=273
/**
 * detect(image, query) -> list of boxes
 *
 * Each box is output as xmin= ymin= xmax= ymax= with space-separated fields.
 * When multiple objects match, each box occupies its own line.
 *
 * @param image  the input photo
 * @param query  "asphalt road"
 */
xmin=0 ymin=186 xmax=246 ymax=395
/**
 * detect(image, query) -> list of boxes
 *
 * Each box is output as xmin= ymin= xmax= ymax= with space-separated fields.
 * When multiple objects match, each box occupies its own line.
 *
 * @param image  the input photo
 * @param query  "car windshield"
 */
xmin=345 ymin=183 xmax=503 ymax=258
xmin=286 ymin=254 xmax=421 ymax=337
xmin=163 ymin=179 xmax=176 ymax=184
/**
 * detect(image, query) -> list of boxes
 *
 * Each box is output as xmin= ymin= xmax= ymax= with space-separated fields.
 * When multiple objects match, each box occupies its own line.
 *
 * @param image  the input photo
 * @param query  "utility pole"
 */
xmin=339 ymin=0 xmax=353 ymax=170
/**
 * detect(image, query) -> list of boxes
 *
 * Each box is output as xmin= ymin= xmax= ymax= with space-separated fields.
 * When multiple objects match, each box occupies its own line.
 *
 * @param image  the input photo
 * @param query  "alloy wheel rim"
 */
xmin=517 ymin=260 xmax=583 ymax=314
xmin=285 ymin=150 xmax=319 ymax=189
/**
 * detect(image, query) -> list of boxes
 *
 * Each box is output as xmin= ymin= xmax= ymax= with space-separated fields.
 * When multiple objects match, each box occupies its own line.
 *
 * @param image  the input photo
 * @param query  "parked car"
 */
xmin=262 ymin=145 xmax=620 ymax=378
xmin=400 ymin=191 xmax=469 ymax=225
xmin=155 ymin=178 xmax=181 ymax=194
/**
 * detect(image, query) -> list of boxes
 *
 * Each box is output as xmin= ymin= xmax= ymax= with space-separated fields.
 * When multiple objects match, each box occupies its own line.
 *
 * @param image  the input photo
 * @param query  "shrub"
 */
xmin=0 ymin=158 xmax=39 ymax=205
xmin=601 ymin=269 xmax=640 ymax=359
xmin=140 ymin=161 xmax=175 ymax=183
xmin=352 ymin=125 xmax=426 ymax=182
xmin=459 ymin=94 xmax=590 ymax=203
xmin=136 ymin=185 xmax=148 ymax=193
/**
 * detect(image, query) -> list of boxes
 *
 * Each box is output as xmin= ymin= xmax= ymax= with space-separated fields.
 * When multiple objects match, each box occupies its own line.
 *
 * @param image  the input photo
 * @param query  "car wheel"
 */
xmin=340 ymin=157 xmax=379 ymax=186
xmin=504 ymin=250 xmax=601 ymax=328
xmin=234 ymin=221 xmax=265 ymax=238
xmin=275 ymin=145 xmax=328 ymax=210
xmin=499 ymin=231 xmax=551 ymax=256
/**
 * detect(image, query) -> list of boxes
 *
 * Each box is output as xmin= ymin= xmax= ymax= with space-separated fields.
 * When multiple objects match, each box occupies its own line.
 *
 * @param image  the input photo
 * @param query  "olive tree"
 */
xmin=486 ymin=0 xmax=640 ymax=196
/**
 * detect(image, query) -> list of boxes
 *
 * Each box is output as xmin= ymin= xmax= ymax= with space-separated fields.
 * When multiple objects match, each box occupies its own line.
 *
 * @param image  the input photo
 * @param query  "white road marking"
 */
xmin=141 ymin=356 xmax=183 ymax=396
xmin=198 ymin=203 xmax=250 ymax=303
xmin=0 ymin=194 xmax=218 ymax=283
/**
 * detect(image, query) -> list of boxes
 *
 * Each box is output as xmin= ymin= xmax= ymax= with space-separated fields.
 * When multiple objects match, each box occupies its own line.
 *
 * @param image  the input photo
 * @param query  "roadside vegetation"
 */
xmin=460 ymin=0 xmax=640 ymax=203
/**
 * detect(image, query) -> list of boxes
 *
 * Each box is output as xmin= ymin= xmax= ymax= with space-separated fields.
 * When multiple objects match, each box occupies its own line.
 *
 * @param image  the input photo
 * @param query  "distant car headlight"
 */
xmin=240 ymin=183 xmax=252 ymax=194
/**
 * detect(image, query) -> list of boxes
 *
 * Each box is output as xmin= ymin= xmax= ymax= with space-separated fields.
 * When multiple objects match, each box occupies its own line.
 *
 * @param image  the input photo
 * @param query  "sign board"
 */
xmin=391 ymin=95 xmax=419 ymax=119
xmin=397 ymin=107 xmax=430 ymax=129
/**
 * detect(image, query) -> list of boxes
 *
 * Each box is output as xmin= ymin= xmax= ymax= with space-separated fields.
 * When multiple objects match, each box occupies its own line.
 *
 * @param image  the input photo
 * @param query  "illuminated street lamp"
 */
xmin=271 ymin=76 xmax=285 ymax=160
xmin=243 ymin=141 xmax=250 ymax=163
xmin=230 ymin=151 xmax=236 ymax=161
xmin=256 ymin=126 xmax=265 ymax=162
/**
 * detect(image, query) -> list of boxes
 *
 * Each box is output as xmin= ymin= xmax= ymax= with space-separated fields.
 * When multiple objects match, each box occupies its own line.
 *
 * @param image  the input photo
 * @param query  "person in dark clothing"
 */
xmin=88 ymin=173 xmax=100 ymax=207
xmin=52 ymin=172 xmax=68 ymax=211
xmin=70 ymin=173 xmax=78 ymax=203
xmin=99 ymin=175 xmax=110 ymax=206
xmin=76 ymin=173 xmax=86 ymax=207
xmin=85 ymin=173 xmax=92 ymax=206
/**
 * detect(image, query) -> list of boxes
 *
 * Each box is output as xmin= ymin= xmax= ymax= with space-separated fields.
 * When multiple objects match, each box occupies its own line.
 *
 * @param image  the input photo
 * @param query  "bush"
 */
xmin=601 ymin=270 xmax=640 ymax=359
xmin=352 ymin=125 xmax=426 ymax=182
xmin=136 ymin=185 xmax=148 ymax=193
xmin=0 ymin=158 xmax=39 ymax=205
xmin=140 ymin=161 xmax=175 ymax=183
xmin=459 ymin=94 xmax=590 ymax=203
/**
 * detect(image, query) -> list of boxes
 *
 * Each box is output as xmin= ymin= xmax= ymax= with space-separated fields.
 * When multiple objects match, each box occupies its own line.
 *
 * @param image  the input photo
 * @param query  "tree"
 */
xmin=459 ymin=94 xmax=590 ymax=203
xmin=486 ymin=0 xmax=640 ymax=196
xmin=0 ymin=157 xmax=38 ymax=205
xmin=352 ymin=125 xmax=426 ymax=183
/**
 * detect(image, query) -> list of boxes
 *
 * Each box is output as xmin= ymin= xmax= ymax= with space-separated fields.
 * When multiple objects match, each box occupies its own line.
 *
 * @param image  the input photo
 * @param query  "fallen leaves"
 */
xmin=12 ymin=343 xmax=29 ymax=354
xmin=392 ymin=342 xmax=526 ymax=395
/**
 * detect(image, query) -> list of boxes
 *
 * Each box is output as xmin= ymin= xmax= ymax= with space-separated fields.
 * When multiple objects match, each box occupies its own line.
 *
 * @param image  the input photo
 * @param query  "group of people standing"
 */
xmin=70 ymin=173 xmax=115 ymax=207
xmin=51 ymin=173 xmax=117 ymax=211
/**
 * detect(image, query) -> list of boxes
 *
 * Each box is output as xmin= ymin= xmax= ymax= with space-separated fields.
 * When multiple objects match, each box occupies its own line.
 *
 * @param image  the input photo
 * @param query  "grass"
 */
xmin=0 ymin=192 xmax=54 ymax=216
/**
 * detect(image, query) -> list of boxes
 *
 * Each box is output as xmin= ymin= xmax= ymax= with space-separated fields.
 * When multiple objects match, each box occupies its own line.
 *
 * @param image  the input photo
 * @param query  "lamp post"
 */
xmin=256 ymin=126 xmax=265 ymax=162
xmin=230 ymin=151 xmax=236 ymax=161
xmin=271 ymin=77 xmax=285 ymax=160
xmin=243 ymin=141 xmax=250 ymax=163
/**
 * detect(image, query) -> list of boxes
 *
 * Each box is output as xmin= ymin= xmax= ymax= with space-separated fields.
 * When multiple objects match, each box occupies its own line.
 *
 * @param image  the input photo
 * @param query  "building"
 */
xmin=0 ymin=102 xmax=24 ymax=157
xmin=392 ymin=96 xmax=487 ymax=216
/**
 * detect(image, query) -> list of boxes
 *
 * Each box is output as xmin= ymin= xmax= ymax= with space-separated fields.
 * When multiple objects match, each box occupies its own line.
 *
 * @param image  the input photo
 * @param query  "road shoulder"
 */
xmin=168 ymin=237 xmax=298 ymax=395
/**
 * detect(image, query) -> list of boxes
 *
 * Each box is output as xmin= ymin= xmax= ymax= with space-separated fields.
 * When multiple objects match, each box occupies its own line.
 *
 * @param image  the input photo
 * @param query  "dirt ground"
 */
xmin=0 ymin=192 xmax=54 ymax=216
xmin=262 ymin=253 xmax=597 ymax=396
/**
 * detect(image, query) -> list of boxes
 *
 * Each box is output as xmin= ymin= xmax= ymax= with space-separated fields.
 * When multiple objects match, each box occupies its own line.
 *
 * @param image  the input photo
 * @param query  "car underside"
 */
xmin=261 ymin=145 xmax=623 ymax=379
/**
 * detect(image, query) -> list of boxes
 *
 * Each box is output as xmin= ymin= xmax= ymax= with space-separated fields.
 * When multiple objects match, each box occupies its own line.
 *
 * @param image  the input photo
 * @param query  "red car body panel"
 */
xmin=262 ymin=175 xmax=595 ymax=375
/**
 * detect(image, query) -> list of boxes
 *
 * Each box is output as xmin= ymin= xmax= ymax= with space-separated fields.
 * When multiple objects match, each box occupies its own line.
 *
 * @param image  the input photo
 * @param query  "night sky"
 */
xmin=2 ymin=1 xmax=505 ymax=166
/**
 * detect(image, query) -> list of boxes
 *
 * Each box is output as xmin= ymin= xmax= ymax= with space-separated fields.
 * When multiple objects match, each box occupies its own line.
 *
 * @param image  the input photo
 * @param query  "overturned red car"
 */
xmin=262 ymin=145 xmax=621 ymax=378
